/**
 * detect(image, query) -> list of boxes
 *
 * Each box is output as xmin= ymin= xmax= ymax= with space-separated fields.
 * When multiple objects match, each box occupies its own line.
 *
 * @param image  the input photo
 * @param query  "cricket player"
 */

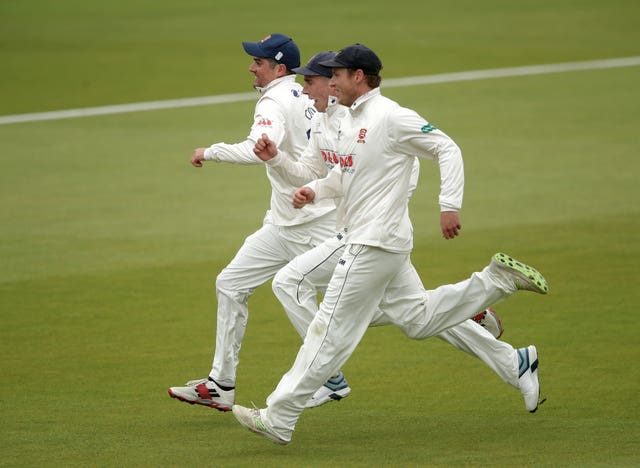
xmin=167 ymin=34 xmax=338 ymax=411
xmin=232 ymin=44 xmax=549 ymax=445
xmin=254 ymin=51 xmax=546 ymax=411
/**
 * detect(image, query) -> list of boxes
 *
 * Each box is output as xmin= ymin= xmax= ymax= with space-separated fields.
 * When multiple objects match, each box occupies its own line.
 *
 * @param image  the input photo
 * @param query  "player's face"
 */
xmin=302 ymin=75 xmax=331 ymax=112
xmin=249 ymin=57 xmax=280 ymax=88
xmin=330 ymin=68 xmax=358 ymax=107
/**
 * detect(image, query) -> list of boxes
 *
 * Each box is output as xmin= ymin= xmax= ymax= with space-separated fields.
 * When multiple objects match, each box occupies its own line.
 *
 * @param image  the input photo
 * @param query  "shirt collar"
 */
xmin=255 ymin=75 xmax=296 ymax=94
xmin=326 ymin=95 xmax=343 ymax=117
xmin=350 ymin=87 xmax=381 ymax=112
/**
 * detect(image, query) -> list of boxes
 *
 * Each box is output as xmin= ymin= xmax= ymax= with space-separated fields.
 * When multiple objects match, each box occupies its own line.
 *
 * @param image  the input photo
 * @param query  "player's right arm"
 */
xmin=196 ymin=98 xmax=286 ymax=166
xmin=254 ymin=131 xmax=328 ymax=186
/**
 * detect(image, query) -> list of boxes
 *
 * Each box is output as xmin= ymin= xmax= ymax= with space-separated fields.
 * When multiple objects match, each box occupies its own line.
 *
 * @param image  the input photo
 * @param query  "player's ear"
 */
xmin=276 ymin=63 xmax=288 ymax=77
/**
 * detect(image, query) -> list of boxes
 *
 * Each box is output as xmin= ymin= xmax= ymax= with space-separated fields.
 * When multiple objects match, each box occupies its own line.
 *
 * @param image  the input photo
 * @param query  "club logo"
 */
xmin=304 ymin=107 xmax=317 ymax=119
xmin=421 ymin=123 xmax=437 ymax=133
xmin=357 ymin=128 xmax=367 ymax=143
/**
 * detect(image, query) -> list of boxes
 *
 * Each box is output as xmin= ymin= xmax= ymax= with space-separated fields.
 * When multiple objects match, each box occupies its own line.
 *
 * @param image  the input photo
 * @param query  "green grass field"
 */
xmin=1 ymin=0 xmax=639 ymax=466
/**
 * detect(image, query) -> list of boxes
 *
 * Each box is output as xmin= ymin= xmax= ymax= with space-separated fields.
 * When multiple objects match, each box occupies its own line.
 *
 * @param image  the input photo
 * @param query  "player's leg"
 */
xmin=436 ymin=321 xmax=518 ymax=386
xmin=253 ymin=245 xmax=404 ymax=443
xmin=272 ymin=233 xmax=354 ymax=408
xmin=430 ymin=322 xmax=543 ymax=412
xmin=272 ymin=233 xmax=345 ymax=338
xmin=381 ymin=254 xmax=547 ymax=412
xmin=385 ymin=254 xmax=547 ymax=340
xmin=168 ymin=225 xmax=296 ymax=410
xmin=169 ymin=213 xmax=337 ymax=410
xmin=215 ymin=224 xmax=313 ymax=384
xmin=377 ymin=262 xmax=518 ymax=385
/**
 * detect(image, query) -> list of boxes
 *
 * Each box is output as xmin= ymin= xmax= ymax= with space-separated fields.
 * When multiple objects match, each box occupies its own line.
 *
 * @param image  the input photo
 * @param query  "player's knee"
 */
xmin=272 ymin=266 xmax=299 ymax=295
xmin=216 ymin=279 xmax=249 ymax=306
xmin=215 ymin=270 xmax=242 ymax=298
xmin=399 ymin=325 xmax=426 ymax=340
xmin=215 ymin=270 xmax=230 ymax=292
xmin=272 ymin=268 xmax=285 ymax=290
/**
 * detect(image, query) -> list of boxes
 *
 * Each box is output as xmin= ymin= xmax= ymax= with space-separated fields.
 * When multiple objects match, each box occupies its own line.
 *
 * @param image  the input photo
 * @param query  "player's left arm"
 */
xmin=390 ymin=107 xmax=464 ymax=239
xmin=440 ymin=211 xmax=461 ymax=240
xmin=292 ymin=165 xmax=343 ymax=208
xmin=306 ymin=164 xmax=343 ymax=201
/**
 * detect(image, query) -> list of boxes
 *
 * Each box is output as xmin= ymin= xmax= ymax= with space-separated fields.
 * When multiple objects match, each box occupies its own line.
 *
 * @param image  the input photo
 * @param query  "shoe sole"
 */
xmin=492 ymin=253 xmax=549 ymax=294
xmin=167 ymin=388 xmax=232 ymax=412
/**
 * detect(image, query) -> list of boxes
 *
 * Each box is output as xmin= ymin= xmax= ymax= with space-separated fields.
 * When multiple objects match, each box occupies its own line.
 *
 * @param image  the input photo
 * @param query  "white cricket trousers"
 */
xmin=264 ymin=244 xmax=516 ymax=442
xmin=210 ymin=211 xmax=336 ymax=386
xmin=272 ymin=234 xmax=519 ymax=388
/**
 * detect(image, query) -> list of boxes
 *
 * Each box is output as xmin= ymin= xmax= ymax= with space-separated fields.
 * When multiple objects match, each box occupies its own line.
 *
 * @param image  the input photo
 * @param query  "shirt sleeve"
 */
xmin=203 ymin=96 xmax=286 ymax=165
xmin=264 ymin=118 xmax=328 ymax=186
xmin=388 ymin=107 xmax=464 ymax=211
xmin=306 ymin=164 xmax=344 ymax=201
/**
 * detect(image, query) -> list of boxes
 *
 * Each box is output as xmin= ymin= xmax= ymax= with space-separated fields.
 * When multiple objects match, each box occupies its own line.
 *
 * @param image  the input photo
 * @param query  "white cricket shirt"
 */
xmin=264 ymin=97 xmax=344 ymax=187
xmin=203 ymin=75 xmax=336 ymax=226
xmin=312 ymin=88 xmax=464 ymax=253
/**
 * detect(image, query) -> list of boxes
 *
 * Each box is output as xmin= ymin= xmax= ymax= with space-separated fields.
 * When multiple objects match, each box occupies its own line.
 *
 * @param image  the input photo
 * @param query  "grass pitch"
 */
xmin=1 ymin=0 xmax=639 ymax=466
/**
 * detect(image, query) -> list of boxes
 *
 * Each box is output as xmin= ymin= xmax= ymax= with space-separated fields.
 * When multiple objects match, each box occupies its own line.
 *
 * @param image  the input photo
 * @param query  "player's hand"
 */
xmin=293 ymin=187 xmax=316 ymax=208
xmin=191 ymin=148 xmax=207 ymax=167
xmin=253 ymin=133 xmax=278 ymax=161
xmin=440 ymin=211 xmax=461 ymax=239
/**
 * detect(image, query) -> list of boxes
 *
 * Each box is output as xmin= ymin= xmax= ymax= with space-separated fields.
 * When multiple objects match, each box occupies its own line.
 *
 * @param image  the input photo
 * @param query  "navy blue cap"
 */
xmin=319 ymin=44 xmax=382 ymax=76
xmin=242 ymin=33 xmax=300 ymax=70
xmin=292 ymin=51 xmax=336 ymax=78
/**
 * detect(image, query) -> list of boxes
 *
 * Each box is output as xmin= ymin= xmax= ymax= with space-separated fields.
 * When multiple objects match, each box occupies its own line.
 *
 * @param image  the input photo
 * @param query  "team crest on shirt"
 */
xmin=421 ymin=123 xmax=437 ymax=133
xmin=356 ymin=128 xmax=367 ymax=144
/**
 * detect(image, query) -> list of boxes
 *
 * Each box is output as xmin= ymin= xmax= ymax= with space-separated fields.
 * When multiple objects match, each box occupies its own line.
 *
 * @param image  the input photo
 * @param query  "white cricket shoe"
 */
xmin=306 ymin=371 xmax=351 ymax=408
xmin=472 ymin=308 xmax=504 ymax=339
xmin=232 ymin=405 xmax=289 ymax=445
xmin=517 ymin=345 xmax=546 ymax=413
xmin=490 ymin=253 xmax=549 ymax=294
xmin=168 ymin=377 xmax=234 ymax=412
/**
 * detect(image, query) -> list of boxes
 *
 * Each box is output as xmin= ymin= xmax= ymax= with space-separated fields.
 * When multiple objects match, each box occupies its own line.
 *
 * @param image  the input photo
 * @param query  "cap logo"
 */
xmin=275 ymin=51 xmax=283 ymax=61
xmin=260 ymin=35 xmax=271 ymax=43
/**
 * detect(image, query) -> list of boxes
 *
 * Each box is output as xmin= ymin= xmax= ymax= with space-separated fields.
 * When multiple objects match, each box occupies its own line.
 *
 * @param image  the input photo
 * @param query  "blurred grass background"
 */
xmin=1 ymin=0 xmax=639 ymax=466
